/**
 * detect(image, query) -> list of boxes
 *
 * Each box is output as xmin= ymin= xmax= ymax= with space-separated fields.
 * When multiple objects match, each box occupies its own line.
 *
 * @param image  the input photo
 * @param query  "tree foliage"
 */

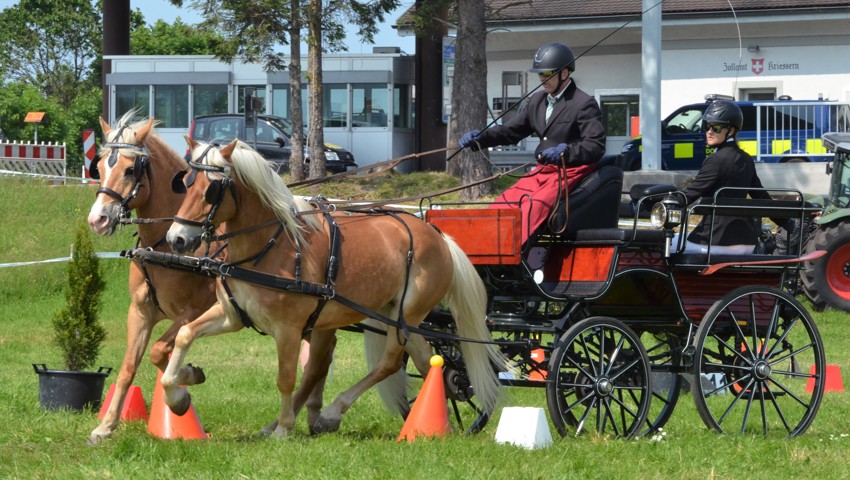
xmin=131 ymin=19 xmax=223 ymax=55
xmin=51 ymin=222 xmax=107 ymax=372
xmin=0 ymin=0 xmax=101 ymax=110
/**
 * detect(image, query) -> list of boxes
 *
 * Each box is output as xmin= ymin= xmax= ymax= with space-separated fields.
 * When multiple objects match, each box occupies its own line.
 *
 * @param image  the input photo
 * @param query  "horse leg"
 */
xmin=258 ymin=327 xmax=303 ymax=438
xmin=88 ymin=303 xmax=155 ymax=445
xmin=301 ymin=332 xmax=336 ymax=433
xmin=149 ymin=318 xmax=206 ymax=387
xmin=313 ymin=334 xmax=407 ymax=434
xmin=160 ymin=303 xmax=242 ymax=416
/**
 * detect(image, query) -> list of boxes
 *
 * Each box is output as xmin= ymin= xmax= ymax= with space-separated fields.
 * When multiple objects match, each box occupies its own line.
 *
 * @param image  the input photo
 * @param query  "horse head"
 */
xmin=86 ymin=113 xmax=156 ymax=235
xmin=167 ymin=138 xmax=240 ymax=253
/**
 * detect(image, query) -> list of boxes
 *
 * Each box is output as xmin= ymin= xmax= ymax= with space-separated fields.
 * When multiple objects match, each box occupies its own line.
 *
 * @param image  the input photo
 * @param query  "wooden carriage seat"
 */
xmin=548 ymin=164 xmax=624 ymax=238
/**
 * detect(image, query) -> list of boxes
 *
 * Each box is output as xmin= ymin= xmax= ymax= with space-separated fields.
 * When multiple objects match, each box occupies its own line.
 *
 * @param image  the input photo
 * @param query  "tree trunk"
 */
xmin=307 ymin=0 xmax=325 ymax=180
xmin=288 ymin=0 xmax=305 ymax=182
xmin=450 ymin=0 xmax=493 ymax=201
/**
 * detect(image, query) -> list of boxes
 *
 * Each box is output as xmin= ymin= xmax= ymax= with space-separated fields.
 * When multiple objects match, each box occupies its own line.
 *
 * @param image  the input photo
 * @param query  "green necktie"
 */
xmin=546 ymin=96 xmax=556 ymax=122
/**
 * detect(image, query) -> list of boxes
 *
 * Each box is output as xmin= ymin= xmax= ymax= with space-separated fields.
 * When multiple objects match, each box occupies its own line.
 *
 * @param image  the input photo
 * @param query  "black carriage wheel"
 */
xmin=546 ymin=317 xmax=652 ymax=439
xmin=638 ymin=331 xmax=682 ymax=435
xmin=691 ymin=286 xmax=825 ymax=437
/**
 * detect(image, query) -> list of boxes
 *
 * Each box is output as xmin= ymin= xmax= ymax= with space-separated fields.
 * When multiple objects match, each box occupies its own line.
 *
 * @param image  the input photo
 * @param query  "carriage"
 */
xmin=88 ymin=116 xmax=827 ymax=443
xmin=423 ymin=163 xmax=827 ymax=438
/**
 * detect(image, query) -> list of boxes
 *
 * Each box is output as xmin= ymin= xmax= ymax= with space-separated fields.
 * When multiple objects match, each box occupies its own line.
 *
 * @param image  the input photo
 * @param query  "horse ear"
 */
xmin=184 ymin=135 xmax=197 ymax=150
xmin=136 ymin=118 xmax=154 ymax=143
xmin=219 ymin=139 xmax=238 ymax=160
xmin=99 ymin=117 xmax=111 ymax=135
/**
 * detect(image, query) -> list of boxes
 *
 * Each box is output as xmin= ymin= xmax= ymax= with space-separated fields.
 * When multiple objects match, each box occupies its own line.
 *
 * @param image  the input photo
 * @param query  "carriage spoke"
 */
xmin=763 ymin=383 xmax=793 ymax=433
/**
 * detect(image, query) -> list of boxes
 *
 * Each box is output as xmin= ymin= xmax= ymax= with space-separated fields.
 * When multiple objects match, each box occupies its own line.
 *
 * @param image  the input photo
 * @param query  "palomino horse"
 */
xmin=164 ymin=139 xmax=508 ymax=436
xmin=86 ymin=113 xmax=218 ymax=444
xmin=85 ymin=115 xmax=341 ymax=443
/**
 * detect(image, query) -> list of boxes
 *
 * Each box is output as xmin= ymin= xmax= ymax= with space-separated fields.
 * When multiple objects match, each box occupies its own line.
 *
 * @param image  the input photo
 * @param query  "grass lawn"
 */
xmin=1 ymin=176 xmax=849 ymax=480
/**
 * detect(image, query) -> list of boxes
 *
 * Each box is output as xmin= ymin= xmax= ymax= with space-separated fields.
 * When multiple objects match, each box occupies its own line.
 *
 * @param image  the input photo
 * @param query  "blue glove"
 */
xmin=539 ymin=143 xmax=568 ymax=164
xmin=459 ymin=130 xmax=481 ymax=149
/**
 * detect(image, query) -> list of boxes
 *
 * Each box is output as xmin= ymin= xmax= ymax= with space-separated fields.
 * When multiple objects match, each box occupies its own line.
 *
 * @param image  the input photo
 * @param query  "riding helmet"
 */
xmin=529 ymin=42 xmax=576 ymax=73
xmin=701 ymin=99 xmax=744 ymax=131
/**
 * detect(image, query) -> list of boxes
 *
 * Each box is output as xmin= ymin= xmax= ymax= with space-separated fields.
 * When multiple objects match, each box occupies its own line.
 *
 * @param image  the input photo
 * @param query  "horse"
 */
xmin=163 ymin=138 xmax=508 ymax=436
xmin=84 ymin=115 xmax=339 ymax=443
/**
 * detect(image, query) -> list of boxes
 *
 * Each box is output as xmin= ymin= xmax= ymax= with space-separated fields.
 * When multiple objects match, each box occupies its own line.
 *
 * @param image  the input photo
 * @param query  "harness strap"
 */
xmin=221 ymin=276 xmax=267 ymax=335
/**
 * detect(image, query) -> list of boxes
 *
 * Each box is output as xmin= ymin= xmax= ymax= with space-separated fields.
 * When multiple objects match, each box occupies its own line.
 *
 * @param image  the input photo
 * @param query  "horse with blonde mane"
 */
xmin=164 ymin=138 xmax=508 ymax=436
xmin=85 ymin=114 xmax=344 ymax=443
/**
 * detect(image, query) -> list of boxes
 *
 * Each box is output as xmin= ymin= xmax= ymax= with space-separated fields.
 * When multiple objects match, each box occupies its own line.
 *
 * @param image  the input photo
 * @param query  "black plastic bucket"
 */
xmin=33 ymin=364 xmax=112 ymax=412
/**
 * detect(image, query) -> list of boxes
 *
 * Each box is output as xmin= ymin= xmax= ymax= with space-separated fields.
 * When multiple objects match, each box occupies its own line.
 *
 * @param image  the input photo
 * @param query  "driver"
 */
xmin=457 ymin=42 xmax=606 ymax=244
xmin=676 ymin=99 xmax=774 ymax=253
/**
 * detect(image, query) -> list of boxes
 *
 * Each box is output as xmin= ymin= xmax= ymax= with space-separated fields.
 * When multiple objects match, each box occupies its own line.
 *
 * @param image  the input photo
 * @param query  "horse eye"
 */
xmin=124 ymin=167 xmax=135 ymax=177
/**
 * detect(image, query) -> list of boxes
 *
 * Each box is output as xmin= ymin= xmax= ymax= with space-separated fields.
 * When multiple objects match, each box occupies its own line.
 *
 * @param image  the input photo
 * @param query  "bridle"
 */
xmin=171 ymin=144 xmax=236 ymax=242
xmin=92 ymin=126 xmax=151 ymax=222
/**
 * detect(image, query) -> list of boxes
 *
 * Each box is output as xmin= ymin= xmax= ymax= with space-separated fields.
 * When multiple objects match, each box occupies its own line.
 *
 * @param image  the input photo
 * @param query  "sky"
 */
xmin=0 ymin=0 xmax=416 ymax=54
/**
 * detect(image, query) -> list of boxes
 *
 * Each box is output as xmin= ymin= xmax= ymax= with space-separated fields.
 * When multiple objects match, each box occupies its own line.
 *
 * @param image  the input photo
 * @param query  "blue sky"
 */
xmin=0 ymin=0 xmax=416 ymax=54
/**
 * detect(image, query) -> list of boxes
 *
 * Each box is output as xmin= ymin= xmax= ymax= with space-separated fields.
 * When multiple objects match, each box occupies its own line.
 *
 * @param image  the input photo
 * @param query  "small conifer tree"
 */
xmin=51 ymin=222 xmax=106 ymax=371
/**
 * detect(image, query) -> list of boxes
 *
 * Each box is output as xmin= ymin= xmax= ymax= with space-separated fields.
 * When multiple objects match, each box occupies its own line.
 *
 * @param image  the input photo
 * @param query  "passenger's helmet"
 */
xmin=529 ymin=42 xmax=575 ymax=73
xmin=701 ymin=99 xmax=743 ymax=131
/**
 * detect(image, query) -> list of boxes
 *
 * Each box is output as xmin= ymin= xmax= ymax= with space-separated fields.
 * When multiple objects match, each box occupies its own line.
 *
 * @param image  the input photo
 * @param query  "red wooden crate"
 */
xmin=426 ymin=208 xmax=522 ymax=264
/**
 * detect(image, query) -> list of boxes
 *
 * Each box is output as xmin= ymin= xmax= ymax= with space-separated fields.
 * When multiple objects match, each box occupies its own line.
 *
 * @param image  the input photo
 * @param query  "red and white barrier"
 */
xmin=82 ymin=129 xmax=96 ymax=180
xmin=0 ymin=140 xmax=66 ymax=177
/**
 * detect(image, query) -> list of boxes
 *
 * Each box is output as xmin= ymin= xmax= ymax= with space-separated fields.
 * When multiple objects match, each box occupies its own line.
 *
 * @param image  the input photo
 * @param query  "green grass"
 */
xmin=1 ymin=176 xmax=850 ymax=479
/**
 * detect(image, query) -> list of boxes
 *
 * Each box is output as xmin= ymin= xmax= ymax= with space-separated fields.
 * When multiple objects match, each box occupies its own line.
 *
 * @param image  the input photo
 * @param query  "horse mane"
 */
xmin=100 ymin=110 xmax=186 ymax=172
xmin=200 ymin=140 xmax=322 ymax=245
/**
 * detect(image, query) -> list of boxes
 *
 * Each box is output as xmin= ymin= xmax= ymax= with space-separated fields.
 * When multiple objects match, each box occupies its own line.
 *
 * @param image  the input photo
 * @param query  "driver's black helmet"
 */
xmin=529 ymin=42 xmax=575 ymax=73
xmin=701 ymin=99 xmax=743 ymax=131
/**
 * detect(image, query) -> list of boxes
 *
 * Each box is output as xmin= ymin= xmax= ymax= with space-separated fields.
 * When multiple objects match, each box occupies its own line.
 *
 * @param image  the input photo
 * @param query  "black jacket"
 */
xmin=684 ymin=140 xmax=771 ymax=246
xmin=473 ymin=80 xmax=606 ymax=165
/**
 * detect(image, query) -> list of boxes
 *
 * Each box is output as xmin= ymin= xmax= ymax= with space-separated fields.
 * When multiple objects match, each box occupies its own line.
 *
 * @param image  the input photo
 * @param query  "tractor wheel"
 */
xmin=801 ymin=222 xmax=850 ymax=312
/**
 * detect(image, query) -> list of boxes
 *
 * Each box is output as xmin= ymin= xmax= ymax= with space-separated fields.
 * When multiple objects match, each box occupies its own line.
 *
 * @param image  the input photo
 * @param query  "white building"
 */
xmin=409 ymin=0 xmax=850 ymax=157
xmin=104 ymin=50 xmax=415 ymax=167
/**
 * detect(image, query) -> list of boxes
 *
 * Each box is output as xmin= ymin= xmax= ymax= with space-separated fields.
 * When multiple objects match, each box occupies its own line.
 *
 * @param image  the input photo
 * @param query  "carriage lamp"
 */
xmin=650 ymin=196 xmax=683 ymax=230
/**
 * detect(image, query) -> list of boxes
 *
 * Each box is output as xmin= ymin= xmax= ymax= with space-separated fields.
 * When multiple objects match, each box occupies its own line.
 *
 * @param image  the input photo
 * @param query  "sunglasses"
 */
xmin=704 ymin=123 xmax=728 ymax=134
xmin=537 ymin=70 xmax=557 ymax=78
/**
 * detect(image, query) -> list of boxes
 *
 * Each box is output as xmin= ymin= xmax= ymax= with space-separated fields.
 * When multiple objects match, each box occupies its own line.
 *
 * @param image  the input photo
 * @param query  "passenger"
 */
xmin=457 ymin=42 xmax=606 ymax=244
xmin=676 ymin=99 xmax=773 ymax=254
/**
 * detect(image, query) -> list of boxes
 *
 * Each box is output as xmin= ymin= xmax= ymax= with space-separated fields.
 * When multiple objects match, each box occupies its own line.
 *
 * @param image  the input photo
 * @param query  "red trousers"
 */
xmin=489 ymin=163 xmax=596 ymax=244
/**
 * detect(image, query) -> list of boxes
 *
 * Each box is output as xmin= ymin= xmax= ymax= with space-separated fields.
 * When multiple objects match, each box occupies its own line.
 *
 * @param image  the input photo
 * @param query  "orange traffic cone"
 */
xmin=529 ymin=348 xmax=547 ymax=381
xmin=147 ymin=370 xmax=208 ymax=439
xmin=807 ymin=364 xmax=845 ymax=393
xmin=98 ymin=384 xmax=148 ymax=421
xmin=397 ymin=355 xmax=451 ymax=442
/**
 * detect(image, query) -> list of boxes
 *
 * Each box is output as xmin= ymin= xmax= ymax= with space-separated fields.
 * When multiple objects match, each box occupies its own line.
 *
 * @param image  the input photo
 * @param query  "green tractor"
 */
xmin=801 ymin=132 xmax=850 ymax=311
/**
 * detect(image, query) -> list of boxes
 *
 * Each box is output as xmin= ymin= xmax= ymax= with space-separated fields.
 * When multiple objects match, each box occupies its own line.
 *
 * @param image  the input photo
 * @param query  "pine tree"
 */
xmin=51 ymin=223 xmax=106 ymax=371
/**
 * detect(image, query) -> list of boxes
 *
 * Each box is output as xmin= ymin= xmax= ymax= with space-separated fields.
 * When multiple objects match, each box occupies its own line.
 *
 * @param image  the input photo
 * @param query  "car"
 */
xmin=187 ymin=113 xmax=358 ymax=174
xmin=618 ymin=95 xmax=850 ymax=171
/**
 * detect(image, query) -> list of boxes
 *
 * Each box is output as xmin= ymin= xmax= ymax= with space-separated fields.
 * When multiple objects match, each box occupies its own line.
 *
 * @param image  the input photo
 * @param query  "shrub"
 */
xmin=51 ymin=222 xmax=106 ymax=371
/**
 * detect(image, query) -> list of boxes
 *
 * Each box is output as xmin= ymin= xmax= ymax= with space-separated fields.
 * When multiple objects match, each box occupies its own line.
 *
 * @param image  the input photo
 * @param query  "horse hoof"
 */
xmin=186 ymin=363 xmax=206 ymax=384
xmin=311 ymin=417 xmax=341 ymax=435
xmin=86 ymin=434 xmax=107 ymax=446
xmin=170 ymin=392 xmax=192 ymax=416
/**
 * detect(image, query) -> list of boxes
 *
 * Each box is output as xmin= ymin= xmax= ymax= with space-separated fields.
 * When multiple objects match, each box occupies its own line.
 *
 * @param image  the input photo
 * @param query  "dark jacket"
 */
xmin=473 ymin=80 xmax=606 ymax=165
xmin=684 ymin=140 xmax=771 ymax=245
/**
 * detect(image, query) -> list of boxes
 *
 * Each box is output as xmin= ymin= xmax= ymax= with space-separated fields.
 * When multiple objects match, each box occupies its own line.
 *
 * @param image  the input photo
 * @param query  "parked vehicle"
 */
xmin=618 ymin=95 xmax=850 ymax=171
xmin=801 ymin=131 xmax=850 ymax=312
xmin=187 ymin=114 xmax=358 ymax=174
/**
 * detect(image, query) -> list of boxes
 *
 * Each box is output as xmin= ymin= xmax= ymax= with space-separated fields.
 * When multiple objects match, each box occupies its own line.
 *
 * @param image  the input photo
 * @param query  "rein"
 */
xmin=121 ymin=247 xmax=519 ymax=348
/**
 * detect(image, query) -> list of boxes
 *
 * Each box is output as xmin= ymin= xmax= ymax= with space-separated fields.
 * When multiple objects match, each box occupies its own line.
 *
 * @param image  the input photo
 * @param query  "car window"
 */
xmin=267 ymin=117 xmax=293 ymax=137
xmin=665 ymin=107 xmax=705 ymax=134
xmin=208 ymin=118 xmax=240 ymax=142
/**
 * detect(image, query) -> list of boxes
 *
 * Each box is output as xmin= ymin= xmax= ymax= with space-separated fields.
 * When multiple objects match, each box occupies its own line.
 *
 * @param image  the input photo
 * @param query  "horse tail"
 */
xmin=363 ymin=318 xmax=409 ymax=416
xmin=442 ymin=234 xmax=509 ymax=414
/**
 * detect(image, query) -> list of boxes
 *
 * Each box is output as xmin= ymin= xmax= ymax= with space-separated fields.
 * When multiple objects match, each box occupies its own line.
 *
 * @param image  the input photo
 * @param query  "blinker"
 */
xmin=205 ymin=179 xmax=224 ymax=204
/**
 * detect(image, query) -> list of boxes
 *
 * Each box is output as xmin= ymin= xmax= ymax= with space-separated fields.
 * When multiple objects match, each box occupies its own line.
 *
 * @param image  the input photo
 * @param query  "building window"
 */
xmin=394 ymin=85 xmax=413 ymax=129
xmin=193 ymin=85 xmax=228 ymax=117
xmin=272 ymin=85 xmax=309 ymax=127
xmin=324 ymin=84 xmax=348 ymax=128
xmin=115 ymin=85 xmax=150 ymax=118
xmin=237 ymin=85 xmax=267 ymax=113
xmin=154 ymin=85 xmax=189 ymax=128
xmin=600 ymin=94 xmax=640 ymax=138
xmin=351 ymin=84 xmax=389 ymax=127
